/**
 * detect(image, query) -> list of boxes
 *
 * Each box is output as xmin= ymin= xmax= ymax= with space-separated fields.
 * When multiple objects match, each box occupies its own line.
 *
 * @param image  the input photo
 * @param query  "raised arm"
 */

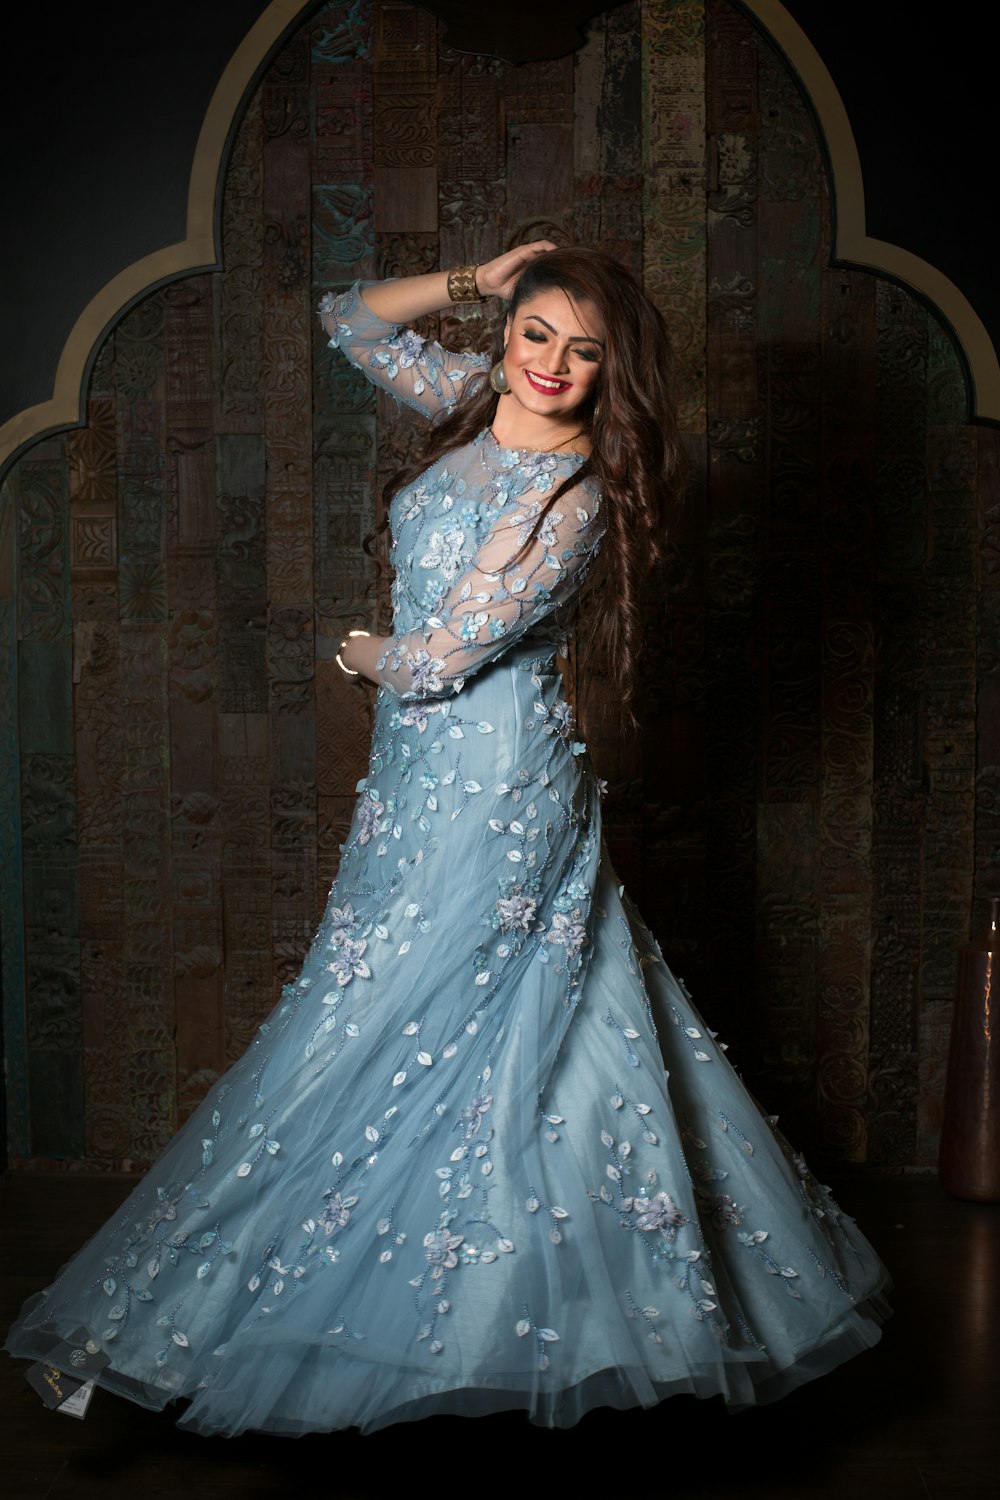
xmin=317 ymin=244 xmax=560 ymax=420
xmin=376 ymin=476 xmax=605 ymax=699
xmin=319 ymin=282 xmax=487 ymax=420
xmin=341 ymin=243 xmax=558 ymax=326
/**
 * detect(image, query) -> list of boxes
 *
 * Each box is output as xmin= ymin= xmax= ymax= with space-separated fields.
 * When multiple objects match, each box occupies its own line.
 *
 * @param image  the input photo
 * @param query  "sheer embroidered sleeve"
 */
xmin=377 ymin=478 xmax=605 ymax=699
xmin=318 ymin=282 xmax=489 ymax=420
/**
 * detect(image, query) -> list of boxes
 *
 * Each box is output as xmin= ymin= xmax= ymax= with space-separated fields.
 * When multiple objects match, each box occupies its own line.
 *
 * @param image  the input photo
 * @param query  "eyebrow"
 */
xmin=523 ymin=313 xmax=604 ymax=346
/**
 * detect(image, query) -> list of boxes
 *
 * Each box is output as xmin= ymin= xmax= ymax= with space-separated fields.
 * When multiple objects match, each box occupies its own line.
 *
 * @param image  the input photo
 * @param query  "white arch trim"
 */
xmin=0 ymin=0 xmax=313 ymax=473
xmin=744 ymin=0 xmax=999 ymax=421
xmin=1 ymin=0 xmax=996 ymax=475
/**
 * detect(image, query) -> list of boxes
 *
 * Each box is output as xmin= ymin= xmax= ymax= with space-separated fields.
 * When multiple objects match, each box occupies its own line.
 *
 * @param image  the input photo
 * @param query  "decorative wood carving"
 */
xmin=0 ymin=0 xmax=992 ymax=1172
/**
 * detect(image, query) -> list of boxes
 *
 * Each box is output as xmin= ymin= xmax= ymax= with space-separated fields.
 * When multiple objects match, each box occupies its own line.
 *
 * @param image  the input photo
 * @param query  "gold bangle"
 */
xmin=446 ymin=265 xmax=482 ymax=304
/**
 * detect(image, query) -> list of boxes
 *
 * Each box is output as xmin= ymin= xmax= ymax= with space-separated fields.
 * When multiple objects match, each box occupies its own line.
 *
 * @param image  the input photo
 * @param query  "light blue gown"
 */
xmin=5 ymin=284 xmax=890 ymax=1436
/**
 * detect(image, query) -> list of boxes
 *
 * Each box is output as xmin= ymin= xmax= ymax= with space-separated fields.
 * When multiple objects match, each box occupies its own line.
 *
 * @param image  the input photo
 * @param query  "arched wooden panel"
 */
xmin=1 ymin=0 xmax=996 ymax=1174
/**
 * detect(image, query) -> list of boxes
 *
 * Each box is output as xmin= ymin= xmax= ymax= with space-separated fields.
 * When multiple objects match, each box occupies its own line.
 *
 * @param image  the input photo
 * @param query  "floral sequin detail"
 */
xmin=0 ymin=283 xmax=888 ymax=1439
xmin=634 ymin=1192 xmax=689 ymax=1234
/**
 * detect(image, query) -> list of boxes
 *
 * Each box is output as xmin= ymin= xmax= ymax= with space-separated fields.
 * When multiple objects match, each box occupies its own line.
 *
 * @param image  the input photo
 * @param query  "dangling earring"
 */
xmin=490 ymin=361 xmax=510 ymax=395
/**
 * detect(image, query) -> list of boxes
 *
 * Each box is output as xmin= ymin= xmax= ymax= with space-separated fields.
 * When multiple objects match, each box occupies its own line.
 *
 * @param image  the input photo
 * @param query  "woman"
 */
xmin=328 ymin=243 xmax=675 ymax=722
xmin=5 ymin=245 xmax=890 ymax=1436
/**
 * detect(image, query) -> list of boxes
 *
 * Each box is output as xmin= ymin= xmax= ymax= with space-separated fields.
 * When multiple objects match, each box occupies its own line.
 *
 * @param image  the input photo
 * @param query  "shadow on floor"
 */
xmin=2 ymin=1173 xmax=996 ymax=1498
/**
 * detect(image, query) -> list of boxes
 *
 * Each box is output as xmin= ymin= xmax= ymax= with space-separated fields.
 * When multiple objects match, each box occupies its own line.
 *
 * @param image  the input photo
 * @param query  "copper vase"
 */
xmin=938 ymin=898 xmax=1000 ymax=1202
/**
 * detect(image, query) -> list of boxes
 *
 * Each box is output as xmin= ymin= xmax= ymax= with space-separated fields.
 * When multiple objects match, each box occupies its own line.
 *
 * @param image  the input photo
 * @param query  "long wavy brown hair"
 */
xmin=379 ymin=247 xmax=687 ymax=723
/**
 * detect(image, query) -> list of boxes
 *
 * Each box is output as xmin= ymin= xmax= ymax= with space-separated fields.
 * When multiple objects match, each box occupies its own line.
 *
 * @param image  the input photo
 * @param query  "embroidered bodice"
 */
xmin=319 ymin=283 xmax=606 ymax=699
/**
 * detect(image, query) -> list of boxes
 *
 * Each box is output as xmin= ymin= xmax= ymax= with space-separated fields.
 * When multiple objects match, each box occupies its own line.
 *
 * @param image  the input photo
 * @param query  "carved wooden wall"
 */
xmin=2 ymin=0 xmax=997 ymax=1171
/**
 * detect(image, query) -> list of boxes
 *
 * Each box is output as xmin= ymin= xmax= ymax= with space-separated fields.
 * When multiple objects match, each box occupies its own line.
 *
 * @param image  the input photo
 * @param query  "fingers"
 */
xmin=506 ymin=240 xmax=558 ymax=273
xmin=478 ymin=240 xmax=564 ymax=299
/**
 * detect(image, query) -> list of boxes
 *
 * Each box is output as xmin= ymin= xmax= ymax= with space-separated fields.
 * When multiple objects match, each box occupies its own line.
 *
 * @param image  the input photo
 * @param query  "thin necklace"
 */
xmin=486 ymin=426 xmax=586 ymax=457
xmin=548 ymin=428 xmax=586 ymax=453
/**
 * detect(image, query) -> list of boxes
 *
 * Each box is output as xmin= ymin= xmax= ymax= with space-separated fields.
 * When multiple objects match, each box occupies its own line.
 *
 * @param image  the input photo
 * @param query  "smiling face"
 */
xmin=500 ymin=288 xmax=605 ymax=425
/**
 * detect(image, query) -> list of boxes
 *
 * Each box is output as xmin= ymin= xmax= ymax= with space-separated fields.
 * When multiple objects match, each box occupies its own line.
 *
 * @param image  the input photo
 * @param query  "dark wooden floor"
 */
xmin=1 ymin=1172 xmax=996 ymax=1499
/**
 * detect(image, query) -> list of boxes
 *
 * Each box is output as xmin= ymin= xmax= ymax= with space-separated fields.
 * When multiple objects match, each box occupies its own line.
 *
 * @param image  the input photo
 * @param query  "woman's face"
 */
xmin=501 ymin=288 xmax=604 ymax=422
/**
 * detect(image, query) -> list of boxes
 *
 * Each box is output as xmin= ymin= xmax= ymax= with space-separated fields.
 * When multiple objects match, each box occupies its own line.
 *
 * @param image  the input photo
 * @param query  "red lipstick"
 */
xmin=525 ymin=370 xmax=572 ymax=395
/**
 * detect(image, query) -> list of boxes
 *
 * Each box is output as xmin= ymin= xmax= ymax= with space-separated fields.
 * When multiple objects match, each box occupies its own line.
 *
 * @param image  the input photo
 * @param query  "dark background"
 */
xmin=0 ymin=0 xmax=995 ymax=438
xmin=1 ymin=0 xmax=994 ymax=1180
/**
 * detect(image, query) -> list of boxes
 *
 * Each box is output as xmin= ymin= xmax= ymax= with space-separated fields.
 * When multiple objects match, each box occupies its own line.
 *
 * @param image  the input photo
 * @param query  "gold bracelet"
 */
xmin=446 ymin=265 xmax=482 ymax=304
